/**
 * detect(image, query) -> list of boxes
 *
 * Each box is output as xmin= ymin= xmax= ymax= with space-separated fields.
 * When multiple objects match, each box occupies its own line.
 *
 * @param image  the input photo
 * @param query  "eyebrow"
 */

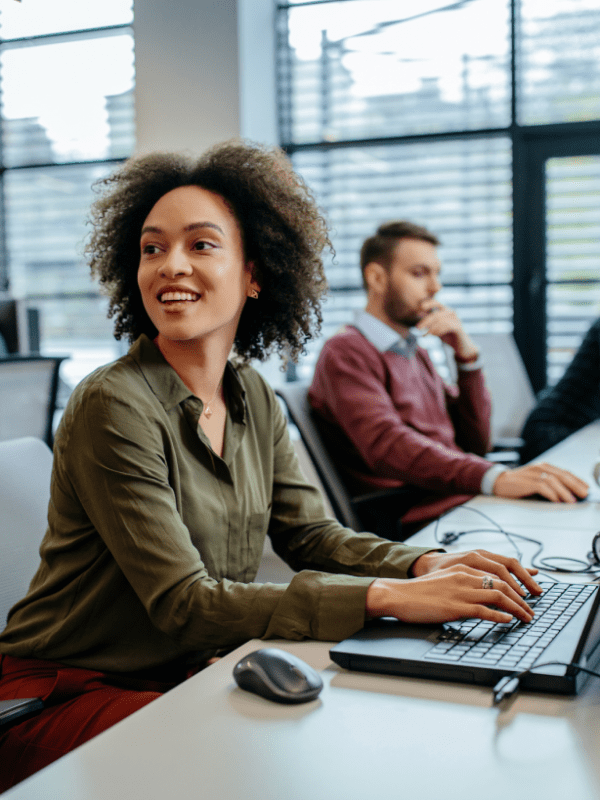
xmin=140 ymin=222 xmax=225 ymax=236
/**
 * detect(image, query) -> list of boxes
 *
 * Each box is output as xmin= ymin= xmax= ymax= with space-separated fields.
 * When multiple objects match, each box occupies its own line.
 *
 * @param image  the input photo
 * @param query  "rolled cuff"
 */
xmin=481 ymin=464 xmax=508 ymax=495
xmin=456 ymin=357 xmax=484 ymax=372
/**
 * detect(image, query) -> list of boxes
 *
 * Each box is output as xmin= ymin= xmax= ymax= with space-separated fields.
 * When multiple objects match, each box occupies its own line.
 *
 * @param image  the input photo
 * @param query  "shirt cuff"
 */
xmin=456 ymin=357 xmax=484 ymax=372
xmin=481 ymin=464 xmax=509 ymax=495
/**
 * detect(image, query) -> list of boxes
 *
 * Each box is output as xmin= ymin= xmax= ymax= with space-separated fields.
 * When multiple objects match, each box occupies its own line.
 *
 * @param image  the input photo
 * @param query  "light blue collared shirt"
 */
xmin=350 ymin=310 xmax=505 ymax=494
xmin=352 ymin=310 xmax=418 ymax=357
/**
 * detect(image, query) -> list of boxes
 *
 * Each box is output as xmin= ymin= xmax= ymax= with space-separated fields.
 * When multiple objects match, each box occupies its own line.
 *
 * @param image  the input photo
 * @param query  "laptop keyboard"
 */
xmin=424 ymin=581 xmax=596 ymax=673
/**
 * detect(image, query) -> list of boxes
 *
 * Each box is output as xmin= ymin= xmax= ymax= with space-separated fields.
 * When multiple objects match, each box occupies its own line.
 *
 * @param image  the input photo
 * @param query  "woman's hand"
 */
xmin=366 ymin=565 xmax=536 ymax=626
xmin=411 ymin=548 xmax=541 ymax=596
xmin=365 ymin=548 xmax=543 ymax=625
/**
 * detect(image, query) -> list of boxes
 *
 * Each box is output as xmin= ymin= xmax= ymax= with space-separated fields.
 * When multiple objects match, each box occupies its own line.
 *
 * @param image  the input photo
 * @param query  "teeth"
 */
xmin=159 ymin=291 xmax=199 ymax=303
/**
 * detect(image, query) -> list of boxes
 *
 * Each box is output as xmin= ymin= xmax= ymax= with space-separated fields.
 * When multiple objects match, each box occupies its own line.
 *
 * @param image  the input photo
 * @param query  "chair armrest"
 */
xmin=350 ymin=487 xmax=415 ymax=542
xmin=0 ymin=697 xmax=44 ymax=730
xmin=351 ymin=487 xmax=414 ymax=510
xmin=486 ymin=450 xmax=520 ymax=464
xmin=493 ymin=436 xmax=525 ymax=451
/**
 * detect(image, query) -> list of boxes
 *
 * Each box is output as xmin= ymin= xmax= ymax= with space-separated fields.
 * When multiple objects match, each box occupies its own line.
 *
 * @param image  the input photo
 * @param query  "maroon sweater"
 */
xmin=308 ymin=325 xmax=493 ymax=526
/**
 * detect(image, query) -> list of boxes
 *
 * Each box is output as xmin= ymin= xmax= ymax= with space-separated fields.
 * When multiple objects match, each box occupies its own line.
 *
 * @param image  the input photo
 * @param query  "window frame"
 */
xmin=0 ymin=13 xmax=134 ymax=358
xmin=276 ymin=0 xmax=600 ymax=392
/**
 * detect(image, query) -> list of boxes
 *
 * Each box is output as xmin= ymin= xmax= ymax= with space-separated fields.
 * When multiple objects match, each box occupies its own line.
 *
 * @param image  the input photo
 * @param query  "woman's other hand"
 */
xmin=411 ymin=548 xmax=541 ymax=596
xmin=366 ymin=566 xmax=535 ymax=625
xmin=365 ymin=548 xmax=542 ymax=625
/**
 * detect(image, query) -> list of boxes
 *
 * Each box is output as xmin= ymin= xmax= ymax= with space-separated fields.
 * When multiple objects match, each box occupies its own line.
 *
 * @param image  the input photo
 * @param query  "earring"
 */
xmin=250 ymin=289 xmax=259 ymax=299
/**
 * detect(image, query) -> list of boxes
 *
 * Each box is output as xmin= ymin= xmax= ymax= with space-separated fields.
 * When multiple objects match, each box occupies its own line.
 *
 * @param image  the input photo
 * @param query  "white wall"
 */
xmin=134 ymin=0 xmax=277 ymax=155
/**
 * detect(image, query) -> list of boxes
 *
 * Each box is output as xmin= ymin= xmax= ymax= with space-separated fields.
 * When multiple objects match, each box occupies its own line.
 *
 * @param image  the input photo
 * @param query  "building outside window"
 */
xmin=2 ymin=0 xmax=600 ymax=396
xmin=0 ymin=0 xmax=135 ymax=388
xmin=276 ymin=0 xmax=600 ymax=391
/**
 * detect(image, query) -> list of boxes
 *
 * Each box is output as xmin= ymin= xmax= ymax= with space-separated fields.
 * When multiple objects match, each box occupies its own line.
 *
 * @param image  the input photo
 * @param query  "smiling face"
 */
xmin=137 ymin=185 xmax=259 ymax=351
xmin=366 ymin=237 xmax=442 ymax=332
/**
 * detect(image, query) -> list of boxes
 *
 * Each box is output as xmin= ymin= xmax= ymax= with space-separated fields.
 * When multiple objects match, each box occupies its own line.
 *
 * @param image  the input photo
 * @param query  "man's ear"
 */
xmin=363 ymin=261 xmax=388 ymax=295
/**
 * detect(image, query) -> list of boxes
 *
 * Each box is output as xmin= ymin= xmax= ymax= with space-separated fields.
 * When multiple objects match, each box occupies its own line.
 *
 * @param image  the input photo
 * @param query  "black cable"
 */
xmin=493 ymin=660 xmax=600 ymax=704
xmin=433 ymin=504 xmax=600 ymax=577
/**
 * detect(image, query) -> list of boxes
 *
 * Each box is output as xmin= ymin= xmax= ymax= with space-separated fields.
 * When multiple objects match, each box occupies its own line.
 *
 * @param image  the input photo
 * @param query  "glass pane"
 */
xmin=0 ymin=0 xmax=133 ymax=38
xmin=292 ymin=136 xmax=513 ymax=377
xmin=37 ymin=296 xmax=122 ymax=391
xmin=1 ymin=31 xmax=135 ymax=166
xmin=546 ymin=155 xmax=600 ymax=383
xmin=5 ymin=163 xmax=125 ymax=385
xmin=518 ymin=0 xmax=600 ymax=125
xmin=294 ymin=137 xmax=512 ymax=287
xmin=546 ymin=283 xmax=600 ymax=384
xmin=278 ymin=0 xmax=511 ymax=144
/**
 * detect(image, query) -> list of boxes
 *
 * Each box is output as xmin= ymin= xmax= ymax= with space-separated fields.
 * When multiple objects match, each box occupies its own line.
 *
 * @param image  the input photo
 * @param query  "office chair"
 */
xmin=421 ymin=332 xmax=535 ymax=464
xmin=0 ymin=437 xmax=52 ymax=728
xmin=470 ymin=333 xmax=537 ymax=464
xmin=0 ymin=355 xmax=66 ymax=446
xmin=276 ymin=382 xmax=412 ymax=541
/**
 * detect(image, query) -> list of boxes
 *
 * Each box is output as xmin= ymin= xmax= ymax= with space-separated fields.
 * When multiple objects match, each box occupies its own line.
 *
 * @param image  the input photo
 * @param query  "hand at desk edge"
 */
xmin=492 ymin=462 xmax=589 ymax=503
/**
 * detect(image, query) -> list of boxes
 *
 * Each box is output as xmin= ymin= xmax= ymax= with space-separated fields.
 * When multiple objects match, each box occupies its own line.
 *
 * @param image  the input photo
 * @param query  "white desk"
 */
xmin=408 ymin=420 xmax=600 ymax=578
xmin=6 ymin=636 xmax=600 ymax=800
xmin=6 ymin=424 xmax=600 ymax=800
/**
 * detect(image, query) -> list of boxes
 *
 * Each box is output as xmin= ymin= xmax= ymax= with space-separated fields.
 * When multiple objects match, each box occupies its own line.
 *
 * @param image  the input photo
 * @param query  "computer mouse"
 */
xmin=233 ymin=647 xmax=323 ymax=704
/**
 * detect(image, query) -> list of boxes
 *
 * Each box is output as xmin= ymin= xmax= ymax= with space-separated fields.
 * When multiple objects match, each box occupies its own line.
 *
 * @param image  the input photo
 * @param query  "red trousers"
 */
xmin=0 ymin=654 xmax=184 ymax=792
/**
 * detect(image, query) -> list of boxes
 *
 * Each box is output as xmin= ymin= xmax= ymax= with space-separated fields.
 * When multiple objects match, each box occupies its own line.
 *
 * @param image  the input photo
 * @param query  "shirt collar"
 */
xmin=352 ymin=310 xmax=418 ymax=357
xmin=129 ymin=334 xmax=246 ymax=420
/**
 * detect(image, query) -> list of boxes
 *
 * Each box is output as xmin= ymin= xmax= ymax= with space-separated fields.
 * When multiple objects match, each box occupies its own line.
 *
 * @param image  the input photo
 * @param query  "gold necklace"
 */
xmin=202 ymin=379 xmax=222 ymax=419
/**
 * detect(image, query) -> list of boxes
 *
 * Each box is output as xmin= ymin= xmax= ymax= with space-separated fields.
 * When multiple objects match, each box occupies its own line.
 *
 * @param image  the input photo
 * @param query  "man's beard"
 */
xmin=383 ymin=287 xmax=422 ymax=328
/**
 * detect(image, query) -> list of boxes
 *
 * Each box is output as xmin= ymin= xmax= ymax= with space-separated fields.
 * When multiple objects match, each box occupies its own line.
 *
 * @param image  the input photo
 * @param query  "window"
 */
xmin=0 ymin=0 xmax=135 ymax=388
xmin=277 ymin=0 xmax=600 ymax=391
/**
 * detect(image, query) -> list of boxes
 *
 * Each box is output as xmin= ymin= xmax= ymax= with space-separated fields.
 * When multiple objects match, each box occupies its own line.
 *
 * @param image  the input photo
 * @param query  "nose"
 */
xmin=430 ymin=273 xmax=442 ymax=295
xmin=159 ymin=246 xmax=192 ymax=278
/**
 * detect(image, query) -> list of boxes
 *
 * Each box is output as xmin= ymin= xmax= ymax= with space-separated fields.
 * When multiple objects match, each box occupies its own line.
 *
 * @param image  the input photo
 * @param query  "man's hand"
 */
xmin=493 ymin=462 xmax=589 ymax=503
xmin=415 ymin=300 xmax=479 ymax=361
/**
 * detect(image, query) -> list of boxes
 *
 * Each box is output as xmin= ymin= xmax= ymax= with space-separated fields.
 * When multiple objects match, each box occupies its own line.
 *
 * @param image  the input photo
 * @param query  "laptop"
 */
xmin=330 ymin=581 xmax=600 ymax=694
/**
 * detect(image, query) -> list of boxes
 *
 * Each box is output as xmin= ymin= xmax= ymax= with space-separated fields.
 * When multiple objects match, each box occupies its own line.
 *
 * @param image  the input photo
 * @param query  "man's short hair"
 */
xmin=360 ymin=220 xmax=440 ymax=289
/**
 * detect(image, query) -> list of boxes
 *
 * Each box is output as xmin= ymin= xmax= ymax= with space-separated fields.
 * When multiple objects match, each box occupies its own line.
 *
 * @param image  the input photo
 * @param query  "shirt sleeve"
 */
xmin=447 ymin=365 xmax=493 ymax=457
xmin=480 ymin=464 xmax=508 ymax=495
xmin=310 ymin=338 xmax=491 ymax=495
xmin=63 ymin=377 xmax=434 ymax=651
xmin=520 ymin=319 xmax=600 ymax=463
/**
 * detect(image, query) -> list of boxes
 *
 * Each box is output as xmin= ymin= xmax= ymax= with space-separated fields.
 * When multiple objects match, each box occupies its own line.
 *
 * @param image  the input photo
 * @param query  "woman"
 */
xmin=0 ymin=141 xmax=539 ymax=789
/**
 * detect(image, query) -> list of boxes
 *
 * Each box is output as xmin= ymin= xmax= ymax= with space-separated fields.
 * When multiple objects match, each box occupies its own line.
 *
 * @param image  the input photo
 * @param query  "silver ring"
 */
xmin=482 ymin=575 xmax=494 ymax=590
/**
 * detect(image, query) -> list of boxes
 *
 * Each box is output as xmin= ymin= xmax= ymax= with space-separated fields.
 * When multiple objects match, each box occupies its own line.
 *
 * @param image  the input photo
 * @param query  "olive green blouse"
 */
xmin=0 ymin=335 xmax=433 ymax=672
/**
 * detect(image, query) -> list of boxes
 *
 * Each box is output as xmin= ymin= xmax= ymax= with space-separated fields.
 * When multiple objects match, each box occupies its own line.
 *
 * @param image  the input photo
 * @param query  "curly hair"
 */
xmin=86 ymin=140 xmax=332 ymax=364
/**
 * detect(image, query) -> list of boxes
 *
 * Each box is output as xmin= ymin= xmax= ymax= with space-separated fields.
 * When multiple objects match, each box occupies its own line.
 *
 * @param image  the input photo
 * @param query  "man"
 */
xmin=309 ymin=220 xmax=588 ymax=533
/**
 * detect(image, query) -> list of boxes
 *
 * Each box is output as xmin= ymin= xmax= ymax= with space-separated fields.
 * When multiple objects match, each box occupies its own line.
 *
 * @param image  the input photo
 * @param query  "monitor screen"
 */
xmin=0 ymin=298 xmax=39 ymax=354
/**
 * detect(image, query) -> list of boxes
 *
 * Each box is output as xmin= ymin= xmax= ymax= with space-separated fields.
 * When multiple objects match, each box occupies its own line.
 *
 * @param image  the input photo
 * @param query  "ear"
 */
xmin=363 ymin=261 xmax=388 ymax=295
xmin=245 ymin=261 xmax=261 ymax=297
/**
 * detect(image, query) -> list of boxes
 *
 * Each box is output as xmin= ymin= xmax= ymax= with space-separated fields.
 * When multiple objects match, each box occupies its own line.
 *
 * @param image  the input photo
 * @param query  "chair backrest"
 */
xmin=472 ymin=333 xmax=537 ymax=441
xmin=0 ymin=437 xmax=52 ymax=629
xmin=276 ymin=382 xmax=362 ymax=530
xmin=0 ymin=355 xmax=66 ymax=446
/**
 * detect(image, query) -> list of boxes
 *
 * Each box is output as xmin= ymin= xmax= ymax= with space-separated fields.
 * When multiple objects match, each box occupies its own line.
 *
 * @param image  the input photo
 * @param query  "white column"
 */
xmin=133 ymin=0 xmax=277 ymax=155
